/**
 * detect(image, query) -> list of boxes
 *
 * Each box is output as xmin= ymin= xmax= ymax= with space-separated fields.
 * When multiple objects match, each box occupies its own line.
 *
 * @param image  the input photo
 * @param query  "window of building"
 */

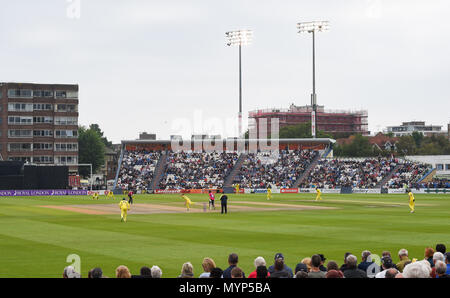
xmin=55 ymin=156 xmax=77 ymax=164
xmin=7 ymin=89 xmax=33 ymax=98
xmin=8 ymin=156 xmax=32 ymax=162
xmin=55 ymin=130 xmax=78 ymax=138
xmin=8 ymin=143 xmax=32 ymax=152
xmin=8 ymin=130 xmax=32 ymax=138
xmin=33 ymin=103 xmax=53 ymax=111
xmin=446 ymin=164 xmax=450 ymax=171
xmin=33 ymin=130 xmax=53 ymax=137
xmin=436 ymin=164 xmax=444 ymax=171
xmin=8 ymin=116 xmax=33 ymax=125
xmin=8 ymin=103 xmax=34 ymax=112
xmin=34 ymin=156 xmax=54 ymax=164
xmin=33 ymin=90 xmax=53 ymax=98
xmin=33 ymin=143 xmax=53 ymax=150
xmin=55 ymin=143 xmax=78 ymax=151
xmin=54 ymin=117 xmax=78 ymax=125
xmin=55 ymin=91 xmax=67 ymax=98
xmin=33 ymin=116 xmax=53 ymax=124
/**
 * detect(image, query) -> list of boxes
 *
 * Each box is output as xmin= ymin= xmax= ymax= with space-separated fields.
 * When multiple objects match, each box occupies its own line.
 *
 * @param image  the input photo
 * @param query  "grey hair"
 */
xmin=151 ymin=265 xmax=162 ymax=278
xmin=346 ymin=255 xmax=358 ymax=268
xmin=403 ymin=261 xmax=430 ymax=278
xmin=433 ymin=252 xmax=445 ymax=262
xmin=254 ymin=256 xmax=266 ymax=268
xmin=398 ymin=249 xmax=408 ymax=257
xmin=435 ymin=261 xmax=447 ymax=275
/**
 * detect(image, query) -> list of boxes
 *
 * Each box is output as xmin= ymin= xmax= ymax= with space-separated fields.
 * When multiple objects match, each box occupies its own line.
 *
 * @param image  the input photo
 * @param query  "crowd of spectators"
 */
xmin=116 ymin=150 xmax=161 ymax=192
xmin=415 ymin=178 xmax=450 ymax=189
xmin=237 ymin=150 xmax=318 ymax=189
xmin=63 ymin=244 xmax=449 ymax=279
xmin=301 ymin=158 xmax=398 ymax=189
xmin=385 ymin=161 xmax=430 ymax=189
xmin=159 ymin=151 xmax=239 ymax=189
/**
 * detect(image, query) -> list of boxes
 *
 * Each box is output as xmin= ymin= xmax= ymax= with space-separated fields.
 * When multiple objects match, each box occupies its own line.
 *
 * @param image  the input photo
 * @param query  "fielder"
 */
xmin=92 ymin=192 xmax=99 ymax=200
xmin=181 ymin=194 xmax=194 ymax=211
xmin=106 ymin=190 xmax=115 ymax=199
xmin=119 ymin=198 xmax=130 ymax=222
xmin=234 ymin=184 xmax=240 ymax=194
xmin=315 ymin=187 xmax=322 ymax=201
xmin=408 ymin=189 xmax=415 ymax=213
xmin=267 ymin=187 xmax=272 ymax=200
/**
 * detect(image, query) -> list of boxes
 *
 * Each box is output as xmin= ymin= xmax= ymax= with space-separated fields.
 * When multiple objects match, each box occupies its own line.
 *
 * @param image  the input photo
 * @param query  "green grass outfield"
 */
xmin=0 ymin=193 xmax=449 ymax=278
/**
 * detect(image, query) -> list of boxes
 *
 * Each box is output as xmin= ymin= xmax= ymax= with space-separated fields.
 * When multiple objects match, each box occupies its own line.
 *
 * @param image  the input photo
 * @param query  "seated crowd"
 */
xmin=385 ymin=161 xmax=430 ymax=189
xmin=158 ymin=151 xmax=239 ymax=189
xmin=237 ymin=150 xmax=318 ymax=189
xmin=63 ymin=244 xmax=449 ymax=279
xmin=116 ymin=150 xmax=161 ymax=192
xmin=301 ymin=158 xmax=398 ymax=189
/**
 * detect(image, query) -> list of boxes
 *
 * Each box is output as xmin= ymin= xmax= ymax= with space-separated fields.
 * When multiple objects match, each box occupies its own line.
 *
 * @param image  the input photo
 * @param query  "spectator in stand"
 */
xmin=256 ymin=266 xmax=270 ymax=278
xmin=117 ymin=150 xmax=161 ymax=192
xmin=248 ymin=257 xmax=270 ymax=278
xmin=326 ymin=261 xmax=339 ymax=272
xmin=151 ymin=266 xmax=162 ymax=278
xmin=63 ymin=266 xmax=81 ymax=278
xmin=116 ymin=265 xmax=131 ymax=278
xmin=343 ymin=255 xmax=367 ymax=278
xmin=178 ymin=262 xmax=194 ymax=278
xmin=223 ymin=253 xmax=245 ymax=278
xmin=339 ymin=252 xmax=352 ymax=272
xmin=358 ymin=250 xmax=374 ymax=273
xmin=268 ymin=253 xmax=293 ymax=277
xmin=325 ymin=270 xmax=344 ymax=278
xmin=295 ymin=262 xmax=308 ymax=274
xmin=308 ymin=255 xmax=326 ymax=278
xmin=269 ymin=258 xmax=291 ymax=278
xmin=396 ymin=249 xmax=411 ymax=272
xmin=430 ymin=252 xmax=445 ymax=278
xmin=318 ymin=254 xmax=327 ymax=272
xmin=424 ymin=247 xmax=435 ymax=267
xmin=301 ymin=257 xmax=312 ymax=272
xmin=199 ymin=257 xmax=216 ymax=278
xmin=375 ymin=257 xmax=394 ymax=278
xmin=132 ymin=266 xmax=152 ymax=278
xmin=231 ymin=267 xmax=244 ymax=278
xmin=210 ymin=267 xmax=223 ymax=278
xmin=435 ymin=261 xmax=450 ymax=278
xmin=385 ymin=268 xmax=399 ymax=278
xmin=402 ymin=261 xmax=431 ymax=278
xmin=89 ymin=267 xmax=103 ymax=279
xmin=295 ymin=271 xmax=309 ymax=278
xmin=446 ymin=253 xmax=450 ymax=275
xmin=436 ymin=243 xmax=446 ymax=255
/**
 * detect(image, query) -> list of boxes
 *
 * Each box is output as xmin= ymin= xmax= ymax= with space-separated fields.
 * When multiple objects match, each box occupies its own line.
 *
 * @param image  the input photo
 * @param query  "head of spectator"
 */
xmin=385 ymin=268 xmax=399 ymax=278
xmin=210 ymin=267 xmax=223 ymax=278
xmin=446 ymin=252 xmax=450 ymax=264
xmin=382 ymin=257 xmax=394 ymax=270
xmin=274 ymin=258 xmax=284 ymax=272
xmin=346 ymin=255 xmax=358 ymax=269
xmin=310 ymin=255 xmax=322 ymax=272
xmin=327 ymin=261 xmax=339 ymax=272
xmin=425 ymin=247 xmax=434 ymax=259
xmin=90 ymin=267 xmax=103 ymax=279
xmin=398 ymin=248 xmax=409 ymax=260
xmin=151 ymin=266 xmax=162 ymax=278
xmin=88 ymin=269 xmax=93 ymax=278
xmin=361 ymin=250 xmax=371 ymax=262
xmin=231 ymin=267 xmax=243 ymax=278
xmin=139 ymin=266 xmax=152 ymax=277
xmin=116 ymin=265 xmax=131 ymax=278
xmin=435 ymin=261 xmax=447 ymax=278
xmin=433 ymin=252 xmax=445 ymax=266
xmin=201 ymin=258 xmax=216 ymax=274
xmin=180 ymin=262 xmax=194 ymax=278
xmin=436 ymin=244 xmax=446 ymax=254
xmin=301 ymin=257 xmax=312 ymax=272
xmin=318 ymin=254 xmax=326 ymax=267
xmin=382 ymin=251 xmax=392 ymax=259
xmin=254 ymin=256 xmax=266 ymax=268
xmin=256 ymin=266 xmax=269 ymax=278
xmin=63 ymin=266 xmax=81 ymax=278
xmin=294 ymin=271 xmax=308 ymax=278
xmin=326 ymin=270 xmax=343 ymax=278
xmin=228 ymin=253 xmax=239 ymax=266
xmin=402 ymin=261 xmax=431 ymax=278
xmin=295 ymin=262 xmax=308 ymax=274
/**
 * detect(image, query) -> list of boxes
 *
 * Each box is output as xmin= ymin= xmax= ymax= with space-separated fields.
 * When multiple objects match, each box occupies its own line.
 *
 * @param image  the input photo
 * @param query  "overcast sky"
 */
xmin=1 ymin=0 xmax=449 ymax=143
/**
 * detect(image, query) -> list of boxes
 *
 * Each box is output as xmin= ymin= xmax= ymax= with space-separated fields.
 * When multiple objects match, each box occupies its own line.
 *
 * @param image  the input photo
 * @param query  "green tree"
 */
xmin=396 ymin=135 xmax=416 ymax=156
xmin=78 ymin=126 xmax=106 ymax=177
xmin=89 ymin=123 xmax=112 ymax=148
xmin=334 ymin=134 xmax=374 ymax=157
xmin=411 ymin=131 xmax=424 ymax=148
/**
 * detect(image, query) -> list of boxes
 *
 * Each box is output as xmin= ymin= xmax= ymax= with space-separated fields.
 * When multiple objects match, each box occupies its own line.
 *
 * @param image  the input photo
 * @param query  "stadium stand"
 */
xmin=384 ymin=161 xmax=431 ymax=189
xmin=116 ymin=150 xmax=161 ymax=191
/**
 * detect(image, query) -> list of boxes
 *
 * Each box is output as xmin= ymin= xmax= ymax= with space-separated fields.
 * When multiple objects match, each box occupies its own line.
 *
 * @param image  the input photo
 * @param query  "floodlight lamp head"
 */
xmin=225 ymin=29 xmax=253 ymax=46
xmin=297 ymin=21 xmax=330 ymax=34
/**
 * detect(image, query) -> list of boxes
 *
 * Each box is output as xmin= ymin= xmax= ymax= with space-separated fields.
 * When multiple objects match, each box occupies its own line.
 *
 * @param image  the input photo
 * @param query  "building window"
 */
xmin=54 ymin=117 xmax=78 ymax=125
xmin=8 ymin=103 xmax=34 ymax=112
xmin=55 ymin=130 xmax=78 ymax=138
xmin=8 ymin=156 xmax=32 ymax=162
xmin=7 ymin=89 xmax=33 ymax=98
xmin=34 ymin=156 xmax=54 ymax=164
xmin=33 ymin=90 xmax=54 ymax=98
xmin=33 ymin=130 xmax=54 ymax=137
xmin=8 ymin=116 xmax=33 ymax=125
xmin=55 ymin=156 xmax=78 ymax=164
xmin=436 ymin=164 xmax=444 ymax=171
xmin=33 ymin=143 xmax=53 ymax=150
xmin=55 ymin=143 xmax=78 ymax=151
xmin=33 ymin=103 xmax=53 ymax=111
xmin=55 ymin=91 xmax=67 ymax=98
xmin=33 ymin=116 xmax=53 ymax=124
xmin=8 ymin=143 xmax=32 ymax=152
xmin=8 ymin=130 xmax=32 ymax=138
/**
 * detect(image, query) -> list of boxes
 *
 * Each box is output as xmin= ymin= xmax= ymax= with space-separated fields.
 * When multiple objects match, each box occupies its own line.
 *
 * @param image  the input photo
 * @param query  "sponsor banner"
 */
xmin=352 ymin=189 xmax=382 ymax=194
xmin=187 ymin=189 xmax=203 ymax=194
xmin=0 ymin=189 xmax=88 ymax=196
xmin=423 ymin=188 xmax=450 ymax=194
xmin=411 ymin=189 xmax=426 ymax=194
xmin=388 ymin=189 xmax=406 ymax=194
xmin=253 ymin=189 xmax=268 ymax=194
xmin=320 ymin=189 xmax=341 ymax=194
xmin=299 ymin=188 xmax=313 ymax=193
xmin=88 ymin=190 xmax=108 ymax=196
xmin=244 ymin=188 xmax=252 ymax=194
xmin=154 ymin=189 xmax=182 ymax=194
xmin=280 ymin=188 xmax=299 ymax=194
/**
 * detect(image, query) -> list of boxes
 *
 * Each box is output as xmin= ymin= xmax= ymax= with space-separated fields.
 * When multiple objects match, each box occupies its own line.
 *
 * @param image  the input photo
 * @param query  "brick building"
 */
xmin=0 ymin=82 xmax=79 ymax=172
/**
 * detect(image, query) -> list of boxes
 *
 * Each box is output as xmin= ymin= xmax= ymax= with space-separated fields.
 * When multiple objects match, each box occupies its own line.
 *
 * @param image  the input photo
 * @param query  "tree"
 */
xmin=78 ymin=126 xmax=106 ymax=177
xmin=279 ymin=122 xmax=333 ymax=139
xmin=411 ymin=131 xmax=424 ymax=148
xmin=334 ymin=134 xmax=374 ymax=157
xmin=396 ymin=135 xmax=416 ymax=156
xmin=89 ymin=124 xmax=112 ymax=148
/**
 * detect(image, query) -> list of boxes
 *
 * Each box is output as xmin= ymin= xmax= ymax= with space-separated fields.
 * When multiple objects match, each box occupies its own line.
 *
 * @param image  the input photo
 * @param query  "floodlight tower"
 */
xmin=226 ymin=29 xmax=253 ymax=138
xmin=297 ymin=21 xmax=330 ymax=138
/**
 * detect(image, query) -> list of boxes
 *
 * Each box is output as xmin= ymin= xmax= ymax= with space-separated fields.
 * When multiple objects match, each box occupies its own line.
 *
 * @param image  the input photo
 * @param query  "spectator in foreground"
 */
xmin=231 ymin=267 xmax=244 ymax=278
xmin=248 ymin=257 xmax=268 ymax=278
xmin=430 ymin=252 xmax=445 ymax=278
xmin=300 ymin=257 xmax=312 ymax=272
xmin=308 ymin=255 xmax=326 ymax=278
xmin=90 ymin=267 xmax=103 ymax=279
xmin=151 ymin=266 xmax=162 ymax=278
xmin=326 ymin=261 xmax=339 ymax=272
xmin=199 ymin=257 xmax=216 ymax=278
xmin=424 ymin=247 xmax=435 ymax=268
xmin=402 ymin=261 xmax=431 ymax=278
xmin=179 ymin=262 xmax=194 ymax=278
xmin=385 ymin=268 xmax=399 ymax=278
xmin=436 ymin=244 xmax=446 ymax=255
xmin=358 ymin=250 xmax=374 ymax=272
xmin=325 ymin=270 xmax=343 ymax=278
xmin=294 ymin=271 xmax=308 ymax=278
xmin=116 ymin=265 xmax=131 ymax=278
xmin=63 ymin=266 xmax=81 ymax=278
xmin=375 ymin=257 xmax=394 ymax=278
xmin=318 ymin=254 xmax=327 ymax=272
xmin=210 ymin=267 xmax=223 ymax=278
xmin=132 ymin=266 xmax=152 ymax=278
xmin=343 ymin=255 xmax=367 ymax=278
xmin=268 ymin=253 xmax=293 ymax=277
xmin=396 ymin=249 xmax=411 ymax=272
xmin=295 ymin=262 xmax=308 ymax=274
xmin=446 ymin=252 xmax=450 ymax=274
xmin=256 ymin=266 xmax=270 ymax=278
xmin=269 ymin=258 xmax=291 ymax=278
xmin=339 ymin=252 xmax=352 ymax=272
xmin=435 ymin=261 xmax=450 ymax=278
xmin=223 ymin=253 xmax=245 ymax=278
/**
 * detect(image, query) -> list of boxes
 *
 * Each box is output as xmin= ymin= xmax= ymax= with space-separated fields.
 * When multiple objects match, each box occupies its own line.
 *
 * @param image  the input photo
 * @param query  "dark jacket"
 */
xmin=222 ymin=265 xmax=245 ymax=278
xmin=269 ymin=270 xmax=291 ymax=278
xmin=268 ymin=264 xmax=293 ymax=277
xmin=344 ymin=268 xmax=368 ymax=278
xmin=358 ymin=261 xmax=374 ymax=272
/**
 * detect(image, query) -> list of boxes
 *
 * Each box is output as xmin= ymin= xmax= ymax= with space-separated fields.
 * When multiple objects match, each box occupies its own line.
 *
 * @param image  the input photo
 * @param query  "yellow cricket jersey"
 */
xmin=119 ymin=200 xmax=130 ymax=210
xmin=182 ymin=195 xmax=192 ymax=203
xmin=267 ymin=188 xmax=272 ymax=194
xmin=316 ymin=189 xmax=321 ymax=194
xmin=408 ymin=192 xmax=415 ymax=203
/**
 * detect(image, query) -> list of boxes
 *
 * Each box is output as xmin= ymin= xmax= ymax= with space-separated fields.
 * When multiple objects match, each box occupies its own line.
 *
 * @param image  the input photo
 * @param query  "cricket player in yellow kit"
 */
xmin=119 ymin=198 xmax=130 ymax=222
xmin=235 ymin=184 xmax=240 ymax=194
xmin=181 ymin=194 xmax=194 ymax=211
xmin=408 ymin=189 xmax=415 ymax=213
xmin=315 ymin=187 xmax=322 ymax=201
xmin=267 ymin=187 xmax=272 ymax=200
